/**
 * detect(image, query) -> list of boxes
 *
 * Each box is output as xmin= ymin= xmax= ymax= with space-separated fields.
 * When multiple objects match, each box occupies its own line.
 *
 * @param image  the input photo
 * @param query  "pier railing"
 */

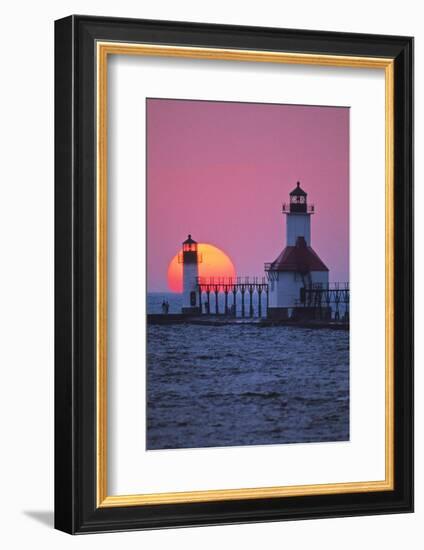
xmin=299 ymin=282 xmax=350 ymax=321
xmin=197 ymin=276 xmax=267 ymax=288
xmin=196 ymin=276 xmax=269 ymax=318
xmin=194 ymin=277 xmax=349 ymax=321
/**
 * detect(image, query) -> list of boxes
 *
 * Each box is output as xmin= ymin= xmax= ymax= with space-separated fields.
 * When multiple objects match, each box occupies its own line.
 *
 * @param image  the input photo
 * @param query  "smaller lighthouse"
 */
xmin=265 ymin=182 xmax=329 ymax=320
xmin=181 ymin=234 xmax=201 ymax=315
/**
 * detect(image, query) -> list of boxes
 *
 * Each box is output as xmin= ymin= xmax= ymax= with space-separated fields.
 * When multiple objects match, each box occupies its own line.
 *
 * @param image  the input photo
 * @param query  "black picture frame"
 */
xmin=55 ymin=15 xmax=413 ymax=534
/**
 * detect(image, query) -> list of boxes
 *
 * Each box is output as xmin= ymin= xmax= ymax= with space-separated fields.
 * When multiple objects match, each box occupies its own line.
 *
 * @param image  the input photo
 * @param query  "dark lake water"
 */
xmin=147 ymin=294 xmax=349 ymax=450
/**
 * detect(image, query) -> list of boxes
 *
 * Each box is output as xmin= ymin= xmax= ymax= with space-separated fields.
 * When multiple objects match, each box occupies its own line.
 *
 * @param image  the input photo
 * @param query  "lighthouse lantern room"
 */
xmin=265 ymin=182 xmax=329 ymax=320
xmin=181 ymin=234 xmax=201 ymax=315
xmin=284 ymin=181 xmax=314 ymax=245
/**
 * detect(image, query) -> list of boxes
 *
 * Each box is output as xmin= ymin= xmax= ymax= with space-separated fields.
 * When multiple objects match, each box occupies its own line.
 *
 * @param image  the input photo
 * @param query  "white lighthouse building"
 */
xmin=180 ymin=234 xmax=201 ymax=315
xmin=265 ymin=182 xmax=329 ymax=320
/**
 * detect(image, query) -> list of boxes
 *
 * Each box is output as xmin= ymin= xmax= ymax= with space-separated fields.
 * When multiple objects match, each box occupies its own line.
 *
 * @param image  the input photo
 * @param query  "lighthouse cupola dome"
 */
xmin=289 ymin=181 xmax=308 ymax=213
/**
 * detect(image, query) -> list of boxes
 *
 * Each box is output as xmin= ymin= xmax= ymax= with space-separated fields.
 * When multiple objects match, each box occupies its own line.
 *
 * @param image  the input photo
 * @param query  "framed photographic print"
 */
xmin=54 ymin=15 xmax=413 ymax=533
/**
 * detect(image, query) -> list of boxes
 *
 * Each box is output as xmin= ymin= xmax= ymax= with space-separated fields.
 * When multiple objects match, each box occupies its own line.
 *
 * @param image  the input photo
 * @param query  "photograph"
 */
xmin=146 ymin=98 xmax=350 ymax=450
xmin=51 ymin=12 xmax=413 ymax=535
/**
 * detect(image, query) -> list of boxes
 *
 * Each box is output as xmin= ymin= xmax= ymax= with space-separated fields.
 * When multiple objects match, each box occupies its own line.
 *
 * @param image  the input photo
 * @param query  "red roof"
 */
xmin=269 ymin=236 xmax=328 ymax=272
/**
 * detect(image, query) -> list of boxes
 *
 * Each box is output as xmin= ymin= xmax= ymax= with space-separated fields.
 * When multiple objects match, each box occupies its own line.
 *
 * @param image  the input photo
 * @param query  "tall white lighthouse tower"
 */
xmin=265 ymin=182 xmax=329 ymax=320
xmin=286 ymin=182 xmax=311 ymax=245
xmin=181 ymin=234 xmax=201 ymax=315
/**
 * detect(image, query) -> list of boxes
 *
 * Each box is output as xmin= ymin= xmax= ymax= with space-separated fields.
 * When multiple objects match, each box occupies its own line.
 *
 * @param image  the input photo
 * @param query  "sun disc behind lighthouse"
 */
xmin=167 ymin=241 xmax=236 ymax=293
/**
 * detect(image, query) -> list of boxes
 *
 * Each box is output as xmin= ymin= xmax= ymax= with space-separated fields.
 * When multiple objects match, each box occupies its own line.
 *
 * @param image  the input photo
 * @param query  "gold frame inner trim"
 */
xmin=96 ymin=41 xmax=395 ymax=508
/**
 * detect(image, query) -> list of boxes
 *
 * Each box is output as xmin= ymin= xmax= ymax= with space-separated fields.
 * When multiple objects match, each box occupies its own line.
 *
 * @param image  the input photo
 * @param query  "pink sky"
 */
xmin=147 ymin=99 xmax=349 ymax=292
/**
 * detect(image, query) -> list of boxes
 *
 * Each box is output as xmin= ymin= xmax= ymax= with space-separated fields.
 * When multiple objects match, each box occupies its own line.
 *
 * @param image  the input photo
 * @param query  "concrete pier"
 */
xmin=147 ymin=314 xmax=349 ymax=330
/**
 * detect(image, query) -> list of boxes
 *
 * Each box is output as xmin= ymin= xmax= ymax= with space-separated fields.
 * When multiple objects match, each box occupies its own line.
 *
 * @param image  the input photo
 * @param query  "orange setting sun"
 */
xmin=167 ymin=243 xmax=236 ymax=292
